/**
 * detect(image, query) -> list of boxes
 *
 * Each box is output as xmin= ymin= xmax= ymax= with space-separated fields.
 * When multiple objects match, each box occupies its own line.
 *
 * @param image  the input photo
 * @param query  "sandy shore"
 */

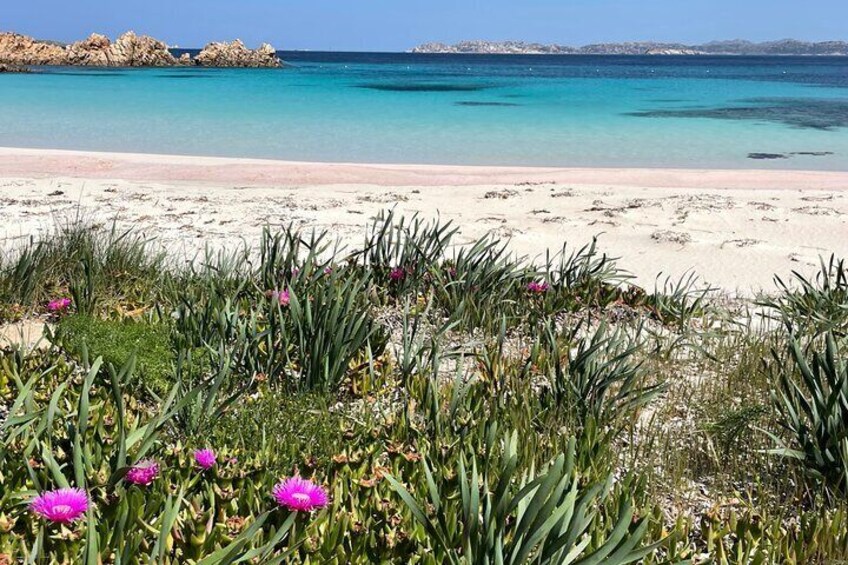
xmin=1 ymin=147 xmax=847 ymax=294
xmin=1 ymin=147 xmax=847 ymax=189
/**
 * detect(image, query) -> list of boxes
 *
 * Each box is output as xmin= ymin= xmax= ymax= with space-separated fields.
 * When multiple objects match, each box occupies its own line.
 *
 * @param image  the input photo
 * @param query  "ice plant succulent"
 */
xmin=272 ymin=477 xmax=329 ymax=512
xmin=527 ymin=281 xmax=550 ymax=294
xmin=194 ymin=448 xmax=217 ymax=470
xmin=30 ymin=488 xmax=89 ymax=524
xmin=125 ymin=459 xmax=159 ymax=486
xmin=47 ymin=297 xmax=72 ymax=313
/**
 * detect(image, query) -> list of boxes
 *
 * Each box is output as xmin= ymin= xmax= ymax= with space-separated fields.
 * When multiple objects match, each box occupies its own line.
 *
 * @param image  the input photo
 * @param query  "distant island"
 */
xmin=411 ymin=39 xmax=848 ymax=56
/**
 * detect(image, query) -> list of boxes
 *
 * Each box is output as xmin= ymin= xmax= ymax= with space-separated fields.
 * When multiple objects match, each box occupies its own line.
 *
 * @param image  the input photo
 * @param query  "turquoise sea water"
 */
xmin=1 ymin=52 xmax=847 ymax=169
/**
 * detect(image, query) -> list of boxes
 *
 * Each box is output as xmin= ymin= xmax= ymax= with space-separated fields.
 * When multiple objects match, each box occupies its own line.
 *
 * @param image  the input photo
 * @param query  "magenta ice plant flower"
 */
xmin=194 ymin=448 xmax=217 ymax=470
xmin=30 ymin=487 xmax=89 ymax=523
xmin=272 ymin=477 xmax=329 ymax=512
xmin=125 ymin=459 xmax=159 ymax=486
xmin=389 ymin=267 xmax=406 ymax=281
xmin=277 ymin=289 xmax=290 ymax=306
xmin=266 ymin=289 xmax=290 ymax=306
xmin=47 ymin=297 xmax=72 ymax=313
xmin=527 ymin=281 xmax=550 ymax=294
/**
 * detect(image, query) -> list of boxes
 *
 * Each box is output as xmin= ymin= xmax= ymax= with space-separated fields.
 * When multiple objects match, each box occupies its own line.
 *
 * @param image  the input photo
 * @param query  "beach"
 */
xmin=1 ymin=147 xmax=846 ymax=293
xmin=4 ymin=12 xmax=848 ymax=561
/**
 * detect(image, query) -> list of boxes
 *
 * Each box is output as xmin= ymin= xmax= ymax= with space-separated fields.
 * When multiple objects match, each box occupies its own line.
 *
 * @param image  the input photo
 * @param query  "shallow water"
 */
xmin=1 ymin=52 xmax=847 ymax=169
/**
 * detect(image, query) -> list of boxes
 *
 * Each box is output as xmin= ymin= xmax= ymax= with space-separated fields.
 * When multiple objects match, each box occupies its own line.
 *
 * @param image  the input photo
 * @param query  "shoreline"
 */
xmin=1 ymin=146 xmax=847 ymax=293
xmin=1 ymin=147 xmax=847 ymax=189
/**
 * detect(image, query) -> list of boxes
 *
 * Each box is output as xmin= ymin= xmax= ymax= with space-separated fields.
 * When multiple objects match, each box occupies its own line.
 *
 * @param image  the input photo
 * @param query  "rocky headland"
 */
xmin=411 ymin=39 xmax=848 ymax=56
xmin=0 ymin=31 xmax=282 ymax=68
xmin=0 ymin=33 xmax=65 ymax=65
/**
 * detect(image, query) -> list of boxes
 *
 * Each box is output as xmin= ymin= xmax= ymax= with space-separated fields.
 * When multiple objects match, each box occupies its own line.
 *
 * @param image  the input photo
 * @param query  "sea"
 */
xmin=1 ymin=51 xmax=847 ymax=169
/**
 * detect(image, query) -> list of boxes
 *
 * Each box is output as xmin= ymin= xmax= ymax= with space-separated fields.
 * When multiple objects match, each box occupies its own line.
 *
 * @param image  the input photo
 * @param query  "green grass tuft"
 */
xmin=54 ymin=314 xmax=174 ymax=394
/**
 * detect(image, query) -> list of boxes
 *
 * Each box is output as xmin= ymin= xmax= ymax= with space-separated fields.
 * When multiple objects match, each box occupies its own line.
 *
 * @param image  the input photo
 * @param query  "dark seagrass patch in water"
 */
xmin=627 ymin=98 xmax=848 ymax=131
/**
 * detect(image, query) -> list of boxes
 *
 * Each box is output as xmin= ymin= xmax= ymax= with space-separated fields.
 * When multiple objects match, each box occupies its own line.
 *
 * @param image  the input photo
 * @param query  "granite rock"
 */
xmin=194 ymin=40 xmax=281 ymax=67
xmin=0 ymin=31 xmax=282 ymax=68
xmin=0 ymin=32 xmax=66 ymax=65
xmin=65 ymin=32 xmax=178 ymax=66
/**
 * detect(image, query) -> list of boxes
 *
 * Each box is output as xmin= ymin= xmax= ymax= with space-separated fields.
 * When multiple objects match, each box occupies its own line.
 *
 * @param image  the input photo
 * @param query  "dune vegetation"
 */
xmin=1 ymin=211 xmax=847 ymax=563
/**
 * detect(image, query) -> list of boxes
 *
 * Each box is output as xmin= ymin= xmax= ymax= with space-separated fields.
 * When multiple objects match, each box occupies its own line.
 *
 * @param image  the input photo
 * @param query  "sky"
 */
xmin=4 ymin=0 xmax=847 ymax=52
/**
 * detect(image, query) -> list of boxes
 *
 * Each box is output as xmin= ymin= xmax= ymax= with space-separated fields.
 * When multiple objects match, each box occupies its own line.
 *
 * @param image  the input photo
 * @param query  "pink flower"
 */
xmin=30 ymin=487 xmax=89 ymax=523
xmin=324 ymin=266 xmax=333 ymax=275
xmin=126 ymin=459 xmax=159 ymax=486
xmin=266 ymin=289 xmax=290 ymax=306
xmin=527 ymin=281 xmax=550 ymax=294
xmin=389 ymin=267 xmax=406 ymax=282
xmin=194 ymin=448 xmax=217 ymax=470
xmin=277 ymin=290 xmax=290 ymax=306
xmin=272 ymin=477 xmax=329 ymax=512
xmin=47 ymin=297 xmax=72 ymax=313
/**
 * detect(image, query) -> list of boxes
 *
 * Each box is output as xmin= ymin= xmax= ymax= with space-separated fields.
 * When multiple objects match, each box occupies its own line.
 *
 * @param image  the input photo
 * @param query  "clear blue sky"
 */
xmin=4 ymin=0 xmax=846 ymax=52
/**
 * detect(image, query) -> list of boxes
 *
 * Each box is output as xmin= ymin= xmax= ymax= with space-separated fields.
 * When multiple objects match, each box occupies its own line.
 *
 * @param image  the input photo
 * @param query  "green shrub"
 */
xmin=387 ymin=432 xmax=659 ymax=565
xmin=430 ymin=237 xmax=526 ymax=331
xmin=357 ymin=210 xmax=458 ymax=299
xmin=287 ymin=275 xmax=388 ymax=392
xmin=769 ymin=334 xmax=848 ymax=495
xmin=643 ymin=272 xmax=714 ymax=329
xmin=0 ymin=238 xmax=49 ymax=308
xmin=535 ymin=238 xmax=630 ymax=318
xmin=0 ymin=219 xmax=164 ymax=315
xmin=540 ymin=321 xmax=665 ymax=436
xmin=761 ymin=255 xmax=848 ymax=337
